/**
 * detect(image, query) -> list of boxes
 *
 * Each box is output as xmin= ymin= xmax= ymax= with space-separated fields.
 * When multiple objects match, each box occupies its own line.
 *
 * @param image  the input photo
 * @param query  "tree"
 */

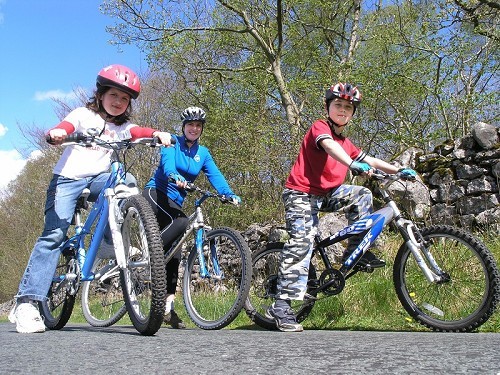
xmin=453 ymin=0 xmax=500 ymax=42
xmin=99 ymin=0 xmax=498 ymax=223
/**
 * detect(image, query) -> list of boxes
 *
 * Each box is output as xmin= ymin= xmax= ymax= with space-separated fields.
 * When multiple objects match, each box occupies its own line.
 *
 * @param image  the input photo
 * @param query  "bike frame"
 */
xmin=163 ymin=188 xmax=226 ymax=279
xmin=58 ymin=150 xmax=138 ymax=285
xmin=313 ymin=174 xmax=446 ymax=284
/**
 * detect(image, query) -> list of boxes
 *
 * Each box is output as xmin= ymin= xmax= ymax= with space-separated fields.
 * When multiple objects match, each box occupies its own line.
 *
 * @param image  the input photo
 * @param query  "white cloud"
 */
xmin=0 ymin=149 xmax=42 ymax=193
xmin=34 ymin=89 xmax=77 ymax=102
xmin=0 ymin=122 xmax=7 ymax=137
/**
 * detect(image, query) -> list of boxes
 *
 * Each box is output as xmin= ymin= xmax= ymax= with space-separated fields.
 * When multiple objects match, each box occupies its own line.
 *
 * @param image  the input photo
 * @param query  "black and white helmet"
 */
xmin=181 ymin=106 xmax=206 ymax=125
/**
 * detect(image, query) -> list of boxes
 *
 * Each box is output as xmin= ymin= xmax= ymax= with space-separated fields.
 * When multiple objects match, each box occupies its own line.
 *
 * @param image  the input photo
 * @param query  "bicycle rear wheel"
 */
xmin=182 ymin=227 xmax=252 ymax=329
xmin=38 ymin=252 xmax=76 ymax=330
xmin=81 ymin=257 xmax=127 ymax=327
xmin=120 ymin=195 xmax=166 ymax=336
xmin=394 ymin=225 xmax=500 ymax=332
xmin=244 ymin=243 xmax=317 ymax=331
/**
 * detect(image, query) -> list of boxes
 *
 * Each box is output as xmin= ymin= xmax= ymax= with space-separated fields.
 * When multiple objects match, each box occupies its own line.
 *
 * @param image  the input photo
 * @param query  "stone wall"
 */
xmin=415 ymin=122 xmax=499 ymax=231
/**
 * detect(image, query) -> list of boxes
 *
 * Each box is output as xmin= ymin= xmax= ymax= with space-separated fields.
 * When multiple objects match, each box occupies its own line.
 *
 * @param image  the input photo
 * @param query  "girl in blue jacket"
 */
xmin=142 ymin=106 xmax=241 ymax=328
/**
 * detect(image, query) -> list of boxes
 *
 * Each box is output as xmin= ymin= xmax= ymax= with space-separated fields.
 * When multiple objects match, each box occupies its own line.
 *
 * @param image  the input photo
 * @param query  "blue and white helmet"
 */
xmin=181 ymin=106 xmax=206 ymax=125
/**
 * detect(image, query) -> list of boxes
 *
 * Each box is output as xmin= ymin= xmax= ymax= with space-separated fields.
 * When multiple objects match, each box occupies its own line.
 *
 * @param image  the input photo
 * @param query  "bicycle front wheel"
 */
xmin=394 ymin=225 xmax=500 ymax=332
xmin=120 ymin=195 xmax=166 ymax=336
xmin=244 ymin=243 xmax=316 ymax=331
xmin=183 ymin=227 xmax=252 ymax=329
xmin=81 ymin=257 xmax=127 ymax=327
xmin=38 ymin=252 xmax=76 ymax=330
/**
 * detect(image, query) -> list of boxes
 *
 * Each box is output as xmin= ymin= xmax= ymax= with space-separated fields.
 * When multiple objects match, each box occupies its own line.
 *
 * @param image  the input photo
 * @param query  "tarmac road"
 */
xmin=1 ymin=322 xmax=499 ymax=374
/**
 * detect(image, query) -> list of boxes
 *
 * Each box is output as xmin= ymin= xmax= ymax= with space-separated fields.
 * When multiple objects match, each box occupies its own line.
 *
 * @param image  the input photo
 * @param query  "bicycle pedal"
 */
xmin=353 ymin=264 xmax=374 ymax=273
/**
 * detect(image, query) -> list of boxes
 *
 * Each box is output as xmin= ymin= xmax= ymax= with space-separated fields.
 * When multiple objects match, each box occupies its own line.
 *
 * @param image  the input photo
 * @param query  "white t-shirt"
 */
xmin=53 ymin=107 xmax=138 ymax=179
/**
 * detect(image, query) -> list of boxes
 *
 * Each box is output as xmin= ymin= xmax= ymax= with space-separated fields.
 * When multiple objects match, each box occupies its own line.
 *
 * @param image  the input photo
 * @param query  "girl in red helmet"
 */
xmin=9 ymin=64 xmax=173 ymax=334
xmin=266 ymin=83 xmax=417 ymax=332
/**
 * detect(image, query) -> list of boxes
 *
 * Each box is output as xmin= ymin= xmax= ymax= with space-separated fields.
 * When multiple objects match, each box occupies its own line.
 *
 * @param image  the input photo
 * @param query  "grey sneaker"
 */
xmin=163 ymin=310 xmax=186 ymax=329
xmin=9 ymin=301 xmax=45 ymax=333
xmin=266 ymin=301 xmax=303 ymax=332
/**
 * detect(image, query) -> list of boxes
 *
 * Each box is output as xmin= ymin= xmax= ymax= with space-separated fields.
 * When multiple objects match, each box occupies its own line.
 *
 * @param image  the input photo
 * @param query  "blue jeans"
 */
xmin=15 ymin=172 xmax=136 ymax=302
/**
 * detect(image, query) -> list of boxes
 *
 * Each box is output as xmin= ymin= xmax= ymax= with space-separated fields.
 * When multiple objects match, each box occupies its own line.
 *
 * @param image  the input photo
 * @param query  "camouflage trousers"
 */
xmin=277 ymin=185 xmax=373 ymax=300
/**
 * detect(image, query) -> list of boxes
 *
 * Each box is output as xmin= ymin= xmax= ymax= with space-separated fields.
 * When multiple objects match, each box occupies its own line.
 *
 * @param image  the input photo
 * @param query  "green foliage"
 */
xmin=100 ymin=0 xmax=498 ymax=225
xmin=0 ymin=149 xmax=60 ymax=302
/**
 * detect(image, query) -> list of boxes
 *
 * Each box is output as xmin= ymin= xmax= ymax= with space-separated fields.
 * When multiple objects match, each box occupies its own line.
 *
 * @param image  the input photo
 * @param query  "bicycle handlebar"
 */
xmin=186 ymin=182 xmax=240 ymax=205
xmin=168 ymin=178 xmax=239 ymax=206
xmin=46 ymin=133 xmax=176 ymax=148
xmin=45 ymin=132 xmax=89 ymax=145
xmin=371 ymin=168 xmax=416 ymax=182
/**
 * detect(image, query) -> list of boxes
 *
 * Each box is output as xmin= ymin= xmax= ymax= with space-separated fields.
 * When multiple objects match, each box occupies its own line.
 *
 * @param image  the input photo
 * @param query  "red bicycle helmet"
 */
xmin=96 ymin=64 xmax=141 ymax=99
xmin=325 ymin=83 xmax=362 ymax=107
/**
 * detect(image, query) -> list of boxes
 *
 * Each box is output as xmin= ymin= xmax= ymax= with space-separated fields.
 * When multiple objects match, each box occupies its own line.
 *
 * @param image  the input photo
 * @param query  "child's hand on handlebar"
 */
xmin=169 ymin=173 xmax=188 ymax=188
xmin=398 ymin=168 xmax=417 ymax=180
xmin=229 ymin=194 xmax=242 ymax=205
xmin=349 ymin=161 xmax=372 ymax=176
xmin=46 ymin=129 xmax=68 ymax=145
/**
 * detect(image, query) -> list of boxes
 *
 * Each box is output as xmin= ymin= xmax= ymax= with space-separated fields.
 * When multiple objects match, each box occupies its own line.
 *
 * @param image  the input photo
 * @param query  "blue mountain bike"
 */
xmin=245 ymin=170 xmax=500 ymax=332
xmin=39 ymin=130 xmax=168 ymax=336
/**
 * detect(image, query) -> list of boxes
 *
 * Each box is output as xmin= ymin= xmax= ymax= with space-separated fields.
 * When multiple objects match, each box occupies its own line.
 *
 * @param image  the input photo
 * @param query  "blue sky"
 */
xmin=0 ymin=0 xmax=148 ymax=192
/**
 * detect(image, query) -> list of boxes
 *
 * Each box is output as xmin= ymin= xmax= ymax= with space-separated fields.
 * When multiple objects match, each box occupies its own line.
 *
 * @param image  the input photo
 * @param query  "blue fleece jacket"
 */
xmin=145 ymin=135 xmax=234 ymax=207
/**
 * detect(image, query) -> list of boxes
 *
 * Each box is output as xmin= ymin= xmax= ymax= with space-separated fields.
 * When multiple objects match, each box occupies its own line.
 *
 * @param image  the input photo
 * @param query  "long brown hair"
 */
xmin=86 ymin=85 xmax=133 ymax=125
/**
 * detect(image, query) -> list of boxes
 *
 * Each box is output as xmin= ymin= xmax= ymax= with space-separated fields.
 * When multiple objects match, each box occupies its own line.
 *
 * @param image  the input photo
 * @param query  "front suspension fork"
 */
xmin=196 ymin=229 xmax=223 ymax=279
xmin=398 ymin=219 xmax=447 ymax=283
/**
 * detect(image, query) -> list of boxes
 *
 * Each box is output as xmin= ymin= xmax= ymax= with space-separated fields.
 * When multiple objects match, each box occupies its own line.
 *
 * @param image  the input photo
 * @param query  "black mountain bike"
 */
xmin=244 ymin=170 xmax=500 ymax=332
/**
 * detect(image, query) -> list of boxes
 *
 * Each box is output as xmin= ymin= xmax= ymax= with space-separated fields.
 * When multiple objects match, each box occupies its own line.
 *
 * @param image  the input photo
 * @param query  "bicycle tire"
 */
xmin=182 ymin=227 xmax=252 ymax=329
xmin=244 ymin=243 xmax=317 ymax=331
xmin=38 ymin=253 xmax=76 ymax=330
xmin=393 ymin=224 xmax=500 ymax=332
xmin=119 ymin=195 xmax=167 ymax=336
xmin=81 ymin=257 xmax=127 ymax=327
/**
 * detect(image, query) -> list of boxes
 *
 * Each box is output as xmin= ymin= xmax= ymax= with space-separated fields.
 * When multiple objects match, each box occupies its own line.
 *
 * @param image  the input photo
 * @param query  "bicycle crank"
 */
xmin=317 ymin=268 xmax=345 ymax=296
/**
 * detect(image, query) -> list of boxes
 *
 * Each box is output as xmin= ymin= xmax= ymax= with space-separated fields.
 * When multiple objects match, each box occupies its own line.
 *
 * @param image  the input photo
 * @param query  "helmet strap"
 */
xmin=327 ymin=117 xmax=346 ymax=138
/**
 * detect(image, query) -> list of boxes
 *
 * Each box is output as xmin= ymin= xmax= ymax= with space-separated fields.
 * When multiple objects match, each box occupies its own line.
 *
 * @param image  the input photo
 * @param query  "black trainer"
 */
xmin=163 ymin=310 xmax=186 ymax=329
xmin=265 ymin=300 xmax=303 ymax=332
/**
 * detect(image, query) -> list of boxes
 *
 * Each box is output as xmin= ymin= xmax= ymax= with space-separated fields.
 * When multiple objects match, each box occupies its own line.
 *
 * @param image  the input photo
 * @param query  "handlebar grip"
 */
xmin=45 ymin=134 xmax=56 ymax=145
xmin=151 ymin=137 xmax=177 ymax=146
xmin=46 ymin=132 xmax=90 ymax=144
xmin=64 ymin=133 xmax=91 ymax=143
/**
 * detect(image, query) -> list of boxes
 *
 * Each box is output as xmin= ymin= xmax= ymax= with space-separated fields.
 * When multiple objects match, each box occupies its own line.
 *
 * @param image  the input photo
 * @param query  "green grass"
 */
xmin=237 ymin=230 xmax=500 ymax=333
xmin=2 ymin=231 xmax=499 ymax=332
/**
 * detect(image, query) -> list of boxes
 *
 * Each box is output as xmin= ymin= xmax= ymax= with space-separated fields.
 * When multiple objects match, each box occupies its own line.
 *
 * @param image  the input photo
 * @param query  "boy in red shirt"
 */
xmin=267 ymin=83 xmax=416 ymax=332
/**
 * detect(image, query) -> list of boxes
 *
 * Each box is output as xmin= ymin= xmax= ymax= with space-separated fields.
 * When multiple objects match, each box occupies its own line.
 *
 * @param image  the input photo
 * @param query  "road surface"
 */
xmin=1 ymin=323 xmax=499 ymax=374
